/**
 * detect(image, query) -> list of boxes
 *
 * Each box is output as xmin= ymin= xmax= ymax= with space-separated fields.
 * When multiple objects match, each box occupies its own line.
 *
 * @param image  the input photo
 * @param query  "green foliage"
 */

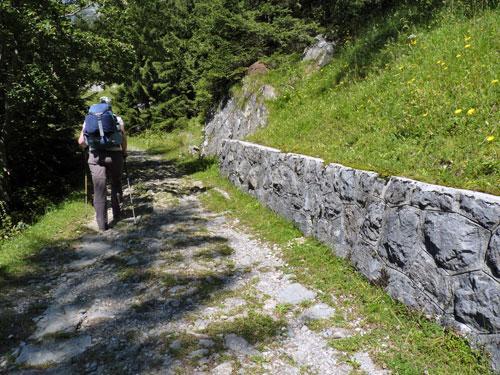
xmin=0 ymin=194 xmax=93 ymax=283
xmin=94 ymin=0 xmax=317 ymax=132
xmin=0 ymin=0 xmax=118 ymax=223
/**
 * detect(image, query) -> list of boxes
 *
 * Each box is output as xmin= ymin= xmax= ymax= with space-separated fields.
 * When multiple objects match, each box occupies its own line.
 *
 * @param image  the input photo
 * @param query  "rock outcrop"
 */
xmin=302 ymin=35 xmax=335 ymax=68
xmin=202 ymin=83 xmax=276 ymax=156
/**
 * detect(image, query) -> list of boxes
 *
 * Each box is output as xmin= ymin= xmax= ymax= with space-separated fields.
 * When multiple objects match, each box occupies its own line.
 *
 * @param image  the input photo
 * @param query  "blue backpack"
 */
xmin=84 ymin=103 xmax=122 ymax=149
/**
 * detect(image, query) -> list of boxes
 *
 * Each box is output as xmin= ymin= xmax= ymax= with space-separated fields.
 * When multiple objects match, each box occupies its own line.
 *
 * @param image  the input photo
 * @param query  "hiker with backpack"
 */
xmin=78 ymin=96 xmax=127 ymax=231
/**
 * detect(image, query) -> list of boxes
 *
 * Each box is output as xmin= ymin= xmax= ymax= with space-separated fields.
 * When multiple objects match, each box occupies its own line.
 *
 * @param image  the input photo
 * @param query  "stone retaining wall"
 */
xmin=217 ymin=139 xmax=500 ymax=370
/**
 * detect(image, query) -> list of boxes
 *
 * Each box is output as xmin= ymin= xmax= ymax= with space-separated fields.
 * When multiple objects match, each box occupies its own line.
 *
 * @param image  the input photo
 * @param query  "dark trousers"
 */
xmin=88 ymin=150 xmax=124 ymax=230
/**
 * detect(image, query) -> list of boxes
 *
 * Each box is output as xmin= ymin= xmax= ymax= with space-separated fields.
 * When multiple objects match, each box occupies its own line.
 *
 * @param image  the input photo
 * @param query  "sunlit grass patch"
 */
xmin=204 ymin=310 xmax=286 ymax=345
xmin=0 ymin=194 xmax=93 ymax=283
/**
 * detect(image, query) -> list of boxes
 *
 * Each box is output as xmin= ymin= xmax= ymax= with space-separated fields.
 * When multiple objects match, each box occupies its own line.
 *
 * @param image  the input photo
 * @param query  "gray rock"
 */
xmin=188 ymin=349 xmax=209 ymax=359
xmin=486 ymin=228 xmax=499 ymax=278
xmin=302 ymin=35 xmax=335 ymax=68
xmin=199 ymin=339 xmax=215 ymax=348
xmin=352 ymin=352 xmax=390 ymax=375
xmin=385 ymin=268 xmax=443 ymax=316
xmin=67 ymin=258 xmax=97 ymax=271
xmin=83 ymin=304 xmax=115 ymax=324
xmin=322 ymin=327 xmax=352 ymax=339
xmin=126 ymin=256 xmax=139 ymax=266
xmin=16 ymin=336 xmax=92 ymax=367
xmin=202 ymin=82 xmax=275 ymax=156
xmin=169 ymin=339 xmax=182 ymax=351
xmin=209 ymin=135 xmax=500 ymax=370
xmin=276 ymin=283 xmax=316 ymax=305
xmin=75 ymin=239 xmax=115 ymax=259
xmin=301 ymin=303 xmax=335 ymax=321
xmin=379 ymin=206 xmax=421 ymax=269
xmin=423 ymin=212 xmax=489 ymax=271
xmin=383 ymin=177 xmax=418 ymax=206
xmin=33 ymin=305 xmax=86 ymax=339
xmin=212 ymin=361 xmax=233 ymax=375
xmin=411 ymin=183 xmax=455 ymax=211
xmin=406 ymin=251 xmax=453 ymax=311
xmin=454 ymin=272 xmax=500 ymax=333
xmin=459 ymin=192 xmax=500 ymax=229
xmin=224 ymin=334 xmax=259 ymax=356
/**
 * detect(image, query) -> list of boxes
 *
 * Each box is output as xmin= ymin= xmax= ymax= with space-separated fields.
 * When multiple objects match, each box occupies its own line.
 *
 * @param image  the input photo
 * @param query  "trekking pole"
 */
xmin=83 ymin=149 xmax=88 ymax=205
xmin=123 ymin=158 xmax=137 ymax=224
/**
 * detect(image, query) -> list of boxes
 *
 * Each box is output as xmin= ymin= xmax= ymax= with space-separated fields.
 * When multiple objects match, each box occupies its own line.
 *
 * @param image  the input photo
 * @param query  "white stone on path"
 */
xmin=212 ymin=361 xmax=233 ymax=375
xmin=16 ymin=336 xmax=92 ymax=367
xmin=224 ymin=334 xmax=259 ymax=356
xmin=276 ymin=283 xmax=316 ymax=305
xmin=32 ymin=305 xmax=86 ymax=339
xmin=302 ymin=303 xmax=335 ymax=321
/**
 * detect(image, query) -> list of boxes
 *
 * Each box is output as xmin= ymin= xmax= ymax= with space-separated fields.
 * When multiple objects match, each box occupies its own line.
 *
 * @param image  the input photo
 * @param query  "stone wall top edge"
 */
xmin=389 ymin=176 xmax=500 ymax=203
xmin=224 ymin=139 xmax=282 ymax=153
xmin=285 ymin=152 xmax=324 ymax=164
xmin=220 ymin=139 xmax=499 ymax=203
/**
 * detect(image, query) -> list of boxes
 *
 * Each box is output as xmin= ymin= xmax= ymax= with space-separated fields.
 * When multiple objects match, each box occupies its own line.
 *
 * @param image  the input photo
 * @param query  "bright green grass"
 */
xmin=128 ymin=119 xmax=203 ymax=161
xmin=191 ymin=164 xmax=492 ymax=374
xmin=0 ymin=194 xmax=93 ymax=282
xmin=249 ymin=9 xmax=499 ymax=195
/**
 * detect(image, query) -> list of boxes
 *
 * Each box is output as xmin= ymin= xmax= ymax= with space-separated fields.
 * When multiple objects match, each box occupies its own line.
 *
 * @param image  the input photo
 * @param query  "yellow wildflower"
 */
xmin=410 ymin=39 xmax=417 ymax=45
xmin=492 ymin=79 xmax=499 ymax=85
xmin=486 ymin=136 xmax=495 ymax=142
xmin=467 ymin=108 xmax=476 ymax=116
xmin=464 ymin=36 xmax=472 ymax=41
xmin=464 ymin=44 xmax=471 ymax=49
xmin=454 ymin=109 xmax=462 ymax=114
xmin=423 ymin=112 xmax=428 ymax=117
xmin=436 ymin=60 xmax=442 ymax=64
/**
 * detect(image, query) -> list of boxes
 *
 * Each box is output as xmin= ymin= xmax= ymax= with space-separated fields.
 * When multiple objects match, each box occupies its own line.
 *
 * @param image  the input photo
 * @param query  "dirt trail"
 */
xmin=2 ymin=151 xmax=388 ymax=374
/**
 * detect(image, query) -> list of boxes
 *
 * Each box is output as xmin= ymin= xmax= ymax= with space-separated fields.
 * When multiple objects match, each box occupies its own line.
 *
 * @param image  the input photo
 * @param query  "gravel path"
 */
xmin=3 ymin=151 xmax=389 ymax=374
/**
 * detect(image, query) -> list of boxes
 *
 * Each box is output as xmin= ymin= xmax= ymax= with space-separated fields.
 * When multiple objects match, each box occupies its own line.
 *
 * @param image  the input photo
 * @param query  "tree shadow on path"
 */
xmin=2 ymin=150 xmax=243 ymax=374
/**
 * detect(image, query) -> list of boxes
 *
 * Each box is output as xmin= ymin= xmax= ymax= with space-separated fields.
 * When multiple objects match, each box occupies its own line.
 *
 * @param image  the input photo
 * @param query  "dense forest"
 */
xmin=0 ymin=0 xmax=496 ymax=235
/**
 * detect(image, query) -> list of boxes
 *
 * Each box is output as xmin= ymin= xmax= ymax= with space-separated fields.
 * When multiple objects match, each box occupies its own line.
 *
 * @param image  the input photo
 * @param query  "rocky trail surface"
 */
xmin=1 ymin=151 xmax=389 ymax=374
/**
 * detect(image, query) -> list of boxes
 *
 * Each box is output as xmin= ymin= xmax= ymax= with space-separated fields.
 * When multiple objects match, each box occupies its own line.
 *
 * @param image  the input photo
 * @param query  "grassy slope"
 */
xmin=128 ymin=132 xmax=492 ymax=373
xmin=249 ymin=9 xmax=499 ymax=195
xmin=0 ymin=195 xmax=93 ymax=282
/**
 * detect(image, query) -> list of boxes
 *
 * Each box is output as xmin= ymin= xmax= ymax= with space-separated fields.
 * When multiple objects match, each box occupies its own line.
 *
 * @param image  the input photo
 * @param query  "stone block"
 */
xmin=342 ymin=204 xmax=365 ymax=250
xmin=354 ymin=169 xmax=385 ymax=204
xmin=454 ymin=272 xmax=500 ymax=333
xmin=406 ymin=251 xmax=454 ymax=312
xmin=384 ymin=177 xmax=418 ymax=206
xmin=411 ymin=182 xmax=455 ymax=211
xmin=350 ymin=240 xmax=384 ymax=282
xmin=337 ymin=166 xmax=357 ymax=202
xmin=359 ymin=198 xmax=385 ymax=246
xmin=378 ymin=206 xmax=422 ymax=269
xmin=459 ymin=191 xmax=500 ymax=229
xmin=486 ymin=228 xmax=500 ymax=278
xmin=423 ymin=212 xmax=490 ymax=272
xmin=385 ymin=268 xmax=443 ymax=316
